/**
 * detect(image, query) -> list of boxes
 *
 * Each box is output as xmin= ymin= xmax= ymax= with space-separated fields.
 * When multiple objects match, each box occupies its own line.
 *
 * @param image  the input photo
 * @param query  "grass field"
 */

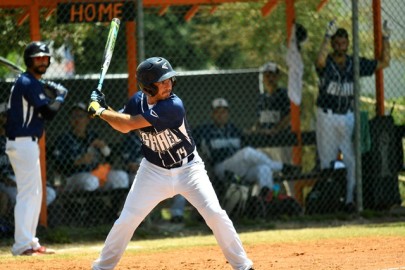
xmin=1 ymin=218 xmax=405 ymax=269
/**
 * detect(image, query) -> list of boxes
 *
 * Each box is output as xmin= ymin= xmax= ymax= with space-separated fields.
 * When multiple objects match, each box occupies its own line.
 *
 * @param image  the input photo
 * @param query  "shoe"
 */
xmin=20 ymin=249 xmax=37 ymax=256
xmin=36 ymin=246 xmax=55 ymax=254
xmin=170 ymin=216 xmax=184 ymax=223
xmin=20 ymin=246 xmax=55 ymax=256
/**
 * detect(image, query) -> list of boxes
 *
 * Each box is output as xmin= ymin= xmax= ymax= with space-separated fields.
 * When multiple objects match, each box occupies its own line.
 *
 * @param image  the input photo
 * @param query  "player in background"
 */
xmin=88 ymin=57 xmax=254 ymax=270
xmin=315 ymin=20 xmax=391 ymax=213
xmin=5 ymin=41 xmax=68 ymax=256
xmin=254 ymin=62 xmax=292 ymax=163
xmin=52 ymin=102 xmax=129 ymax=192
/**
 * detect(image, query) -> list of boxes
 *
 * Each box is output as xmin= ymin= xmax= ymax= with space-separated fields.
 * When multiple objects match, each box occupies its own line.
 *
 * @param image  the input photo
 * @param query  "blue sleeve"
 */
xmin=359 ymin=57 xmax=377 ymax=77
xmin=142 ymin=98 xmax=184 ymax=130
xmin=21 ymin=76 xmax=49 ymax=108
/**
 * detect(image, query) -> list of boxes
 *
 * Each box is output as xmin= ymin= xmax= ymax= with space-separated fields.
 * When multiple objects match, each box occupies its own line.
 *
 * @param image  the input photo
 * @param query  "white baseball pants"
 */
xmin=92 ymin=152 xmax=253 ymax=270
xmin=316 ymin=108 xmax=355 ymax=204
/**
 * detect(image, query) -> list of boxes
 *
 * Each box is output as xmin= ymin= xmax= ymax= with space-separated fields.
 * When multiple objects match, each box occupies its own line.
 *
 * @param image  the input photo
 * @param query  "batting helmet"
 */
xmin=136 ymin=57 xmax=177 ymax=96
xmin=24 ymin=41 xmax=51 ymax=68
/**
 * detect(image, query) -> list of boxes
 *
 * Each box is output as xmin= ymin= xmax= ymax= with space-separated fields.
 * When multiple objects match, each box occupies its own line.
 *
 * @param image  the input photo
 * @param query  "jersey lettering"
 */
xmin=176 ymin=147 xmax=187 ymax=159
xmin=259 ymin=110 xmax=280 ymax=124
xmin=326 ymin=81 xmax=354 ymax=96
xmin=210 ymin=138 xmax=240 ymax=149
xmin=140 ymin=129 xmax=181 ymax=153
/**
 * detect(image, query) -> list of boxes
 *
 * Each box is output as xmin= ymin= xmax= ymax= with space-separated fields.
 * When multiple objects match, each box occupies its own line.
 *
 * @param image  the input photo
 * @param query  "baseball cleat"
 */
xmin=20 ymin=246 xmax=55 ymax=256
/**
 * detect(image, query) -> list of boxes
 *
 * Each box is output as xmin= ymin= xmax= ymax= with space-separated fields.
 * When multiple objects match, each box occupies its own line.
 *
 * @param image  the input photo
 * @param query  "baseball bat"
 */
xmin=0 ymin=56 xmax=24 ymax=73
xmin=97 ymin=18 xmax=120 ymax=91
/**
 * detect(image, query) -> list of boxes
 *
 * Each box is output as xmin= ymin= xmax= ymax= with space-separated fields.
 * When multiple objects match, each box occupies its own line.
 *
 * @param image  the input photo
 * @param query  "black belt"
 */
xmin=164 ymin=153 xmax=195 ymax=169
xmin=322 ymin=107 xmax=353 ymax=115
xmin=7 ymin=136 xmax=38 ymax=142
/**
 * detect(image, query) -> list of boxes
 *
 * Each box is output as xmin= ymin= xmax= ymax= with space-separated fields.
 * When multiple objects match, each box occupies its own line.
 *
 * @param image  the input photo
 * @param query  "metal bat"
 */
xmin=0 ymin=56 xmax=58 ymax=99
xmin=0 ymin=56 xmax=24 ymax=73
xmin=97 ymin=18 xmax=120 ymax=91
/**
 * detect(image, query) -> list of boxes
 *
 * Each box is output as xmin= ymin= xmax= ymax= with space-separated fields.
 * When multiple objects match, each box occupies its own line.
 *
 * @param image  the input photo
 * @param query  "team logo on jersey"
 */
xmin=150 ymin=109 xmax=158 ymax=118
xmin=162 ymin=62 xmax=168 ymax=69
xmin=139 ymin=129 xmax=181 ymax=152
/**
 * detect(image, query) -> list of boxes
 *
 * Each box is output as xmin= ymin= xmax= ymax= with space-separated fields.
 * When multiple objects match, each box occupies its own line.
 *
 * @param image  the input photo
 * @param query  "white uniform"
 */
xmin=92 ymin=91 xmax=253 ymax=270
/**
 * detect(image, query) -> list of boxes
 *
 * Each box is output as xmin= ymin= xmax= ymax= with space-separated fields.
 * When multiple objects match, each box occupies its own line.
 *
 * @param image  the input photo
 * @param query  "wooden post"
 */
xmin=286 ymin=0 xmax=302 ymax=165
xmin=372 ymin=0 xmax=384 ymax=116
xmin=29 ymin=0 xmax=48 ymax=227
xmin=126 ymin=21 xmax=138 ymax=98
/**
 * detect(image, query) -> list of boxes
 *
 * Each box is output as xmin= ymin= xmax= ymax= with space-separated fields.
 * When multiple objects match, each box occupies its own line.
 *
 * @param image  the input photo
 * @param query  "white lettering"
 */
xmin=139 ymin=129 xmax=181 ymax=152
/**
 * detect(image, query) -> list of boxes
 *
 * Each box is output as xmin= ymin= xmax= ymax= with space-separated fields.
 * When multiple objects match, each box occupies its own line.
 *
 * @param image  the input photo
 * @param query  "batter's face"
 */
xmin=331 ymin=36 xmax=349 ymax=57
xmin=30 ymin=56 xmax=50 ymax=75
xmin=153 ymin=78 xmax=173 ymax=100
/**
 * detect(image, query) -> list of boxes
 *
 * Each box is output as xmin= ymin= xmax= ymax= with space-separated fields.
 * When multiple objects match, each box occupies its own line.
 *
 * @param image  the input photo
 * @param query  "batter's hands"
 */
xmin=325 ymin=19 xmax=337 ymax=38
xmin=382 ymin=20 xmax=391 ymax=40
xmin=91 ymin=89 xmax=109 ymax=108
xmin=88 ymin=101 xmax=106 ymax=117
xmin=44 ymin=80 xmax=69 ymax=102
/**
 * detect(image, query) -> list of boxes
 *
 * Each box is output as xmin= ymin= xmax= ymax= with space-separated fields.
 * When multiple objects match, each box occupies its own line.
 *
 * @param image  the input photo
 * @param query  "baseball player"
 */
xmin=195 ymin=98 xmax=297 ymax=199
xmin=255 ymin=62 xmax=292 ymax=164
xmin=52 ymin=102 xmax=129 ymax=192
xmin=88 ymin=57 xmax=254 ymax=270
xmin=315 ymin=20 xmax=391 ymax=212
xmin=5 ymin=41 xmax=68 ymax=256
xmin=0 ymin=102 xmax=57 ymax=207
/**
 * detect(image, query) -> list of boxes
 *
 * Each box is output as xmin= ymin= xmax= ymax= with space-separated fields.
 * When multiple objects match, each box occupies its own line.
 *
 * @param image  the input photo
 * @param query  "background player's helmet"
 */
xmin=136 ymin=57 xmax=177 ymax=96
xmin=24 ymin=41 xmax=51 ymax=68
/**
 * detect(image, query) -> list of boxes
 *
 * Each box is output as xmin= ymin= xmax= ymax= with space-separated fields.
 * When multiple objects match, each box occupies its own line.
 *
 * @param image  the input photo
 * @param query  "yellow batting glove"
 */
xmin=88 ymin=101 xmax=106 ymax=117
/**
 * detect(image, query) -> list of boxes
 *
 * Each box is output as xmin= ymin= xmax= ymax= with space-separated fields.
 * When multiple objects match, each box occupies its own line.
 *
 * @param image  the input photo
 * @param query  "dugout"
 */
xmin=0 ymin=0 xmax=394 ymax=226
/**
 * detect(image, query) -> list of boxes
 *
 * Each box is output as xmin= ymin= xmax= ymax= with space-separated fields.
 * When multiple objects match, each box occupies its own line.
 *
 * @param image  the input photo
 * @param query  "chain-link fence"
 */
xmin=0 ymin=0 xmax=404 ymax=236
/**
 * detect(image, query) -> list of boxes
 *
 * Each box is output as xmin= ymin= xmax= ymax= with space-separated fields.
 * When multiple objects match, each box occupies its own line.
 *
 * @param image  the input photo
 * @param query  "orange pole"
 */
xmin=29 ymin=0 xmax=48 ymax=227
xmin=316 ymin=0 xmax=329 ymax=12
xmin=286 ymin=0 xmax=302 ymax=166
xmin=126 ymin=21 xmax=138 ymax=98
xmin=372 ymin=0 xmax=384 ymax=116
xmin=261 ymin=0 xmax=279 ymax=17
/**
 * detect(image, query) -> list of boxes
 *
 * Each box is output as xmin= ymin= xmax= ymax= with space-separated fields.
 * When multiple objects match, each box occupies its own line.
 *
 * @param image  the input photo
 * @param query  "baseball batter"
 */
xmin=315 ymin=20 xmax=391 ymax=211
xmin=5 ymin=41 xmax=68 ymax=255
xmin=88 ymin=57 xmax=254 ymax=270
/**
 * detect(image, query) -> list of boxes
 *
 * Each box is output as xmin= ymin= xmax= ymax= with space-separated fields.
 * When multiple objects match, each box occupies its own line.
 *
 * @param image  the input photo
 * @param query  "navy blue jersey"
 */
xmin=5 ymin=72 xmax=50 ymax=138
xmin=193 ymin=122 xmax=241 ymax=166
xmin=123 ymin=91 xmax=195 ymax=168
xmin=257 ymin=87 xmax=290 ymax=129
xmin=52 ymin=131 xmax=101 ymax=176
xmin=316 ymin=55 xmax=377 ymax=112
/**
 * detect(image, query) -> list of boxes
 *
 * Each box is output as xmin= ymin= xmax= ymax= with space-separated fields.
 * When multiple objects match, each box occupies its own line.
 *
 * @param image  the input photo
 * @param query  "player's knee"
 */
xmin=199 ymin=204 xmax=228 ymax=224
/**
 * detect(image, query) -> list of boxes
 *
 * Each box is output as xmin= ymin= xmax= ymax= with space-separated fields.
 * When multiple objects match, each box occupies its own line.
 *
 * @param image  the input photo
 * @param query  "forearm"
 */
xmin=99 ymin=110 xmax=150 ymax=133
xmin=315 ymin=37 xmax=330 ymax=68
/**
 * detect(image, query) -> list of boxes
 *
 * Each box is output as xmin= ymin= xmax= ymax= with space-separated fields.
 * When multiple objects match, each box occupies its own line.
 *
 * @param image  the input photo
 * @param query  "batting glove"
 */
xmin=91 ymin=89 xmax=108 ymax=108
xmin=382 ymin=20 xmax=391 ymax=40
xmin=325 ymin=19 xmax=337 ymax=38
xmin=44 ymin=80 xmax=68 ymax=102
xmin=88 ymin=101 xmax=106 ymax=117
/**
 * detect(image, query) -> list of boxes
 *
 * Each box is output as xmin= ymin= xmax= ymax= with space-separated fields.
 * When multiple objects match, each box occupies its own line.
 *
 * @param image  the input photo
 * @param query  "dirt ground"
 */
xmin=1 ymin=236 xmax=405 ymax=270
